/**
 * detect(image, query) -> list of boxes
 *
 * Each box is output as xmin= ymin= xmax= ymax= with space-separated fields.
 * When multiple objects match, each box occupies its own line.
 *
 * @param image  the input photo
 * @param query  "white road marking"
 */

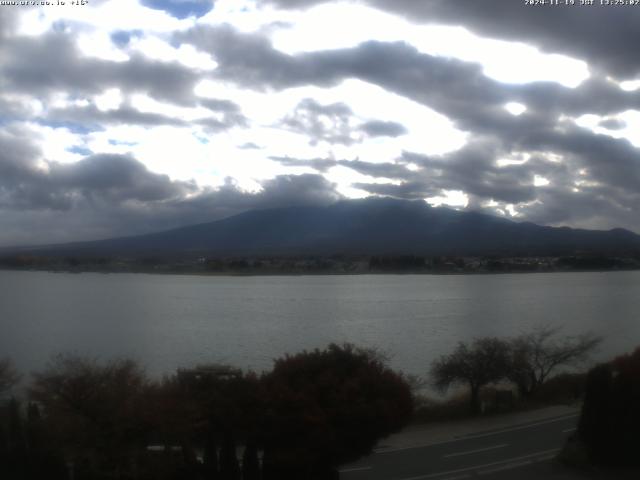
xmin=338 ymin=466 xmax=372 ymax=473
xmin=396 ymin=448 xmax=560 ymax=480
xmin=562 ymin=427 xmax=576 ymax=433
xmin=479 ymin=451 xmax=558 ymax=475
xmin=477 ymin=460 xmax=531 ymax=475
xmin=443 ymin=444 xmax=508 ymax=459
xmin=454 ymin=414 xmax=579 ymax=442
xmin=377 ymin=414 xmax=578 ymax=453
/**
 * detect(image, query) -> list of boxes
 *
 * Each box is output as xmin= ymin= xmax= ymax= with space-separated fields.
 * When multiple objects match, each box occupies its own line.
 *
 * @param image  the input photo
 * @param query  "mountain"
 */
xmin=6 ymin=198 xmax=640 ymax=258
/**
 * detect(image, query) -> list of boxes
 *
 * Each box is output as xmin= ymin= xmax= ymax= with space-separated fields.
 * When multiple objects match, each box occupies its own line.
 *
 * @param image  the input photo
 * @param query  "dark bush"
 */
xmin=578 ymin=347 xmax=640 ymax=466
xmin=261 ymin=343 xmax=413 ymax=478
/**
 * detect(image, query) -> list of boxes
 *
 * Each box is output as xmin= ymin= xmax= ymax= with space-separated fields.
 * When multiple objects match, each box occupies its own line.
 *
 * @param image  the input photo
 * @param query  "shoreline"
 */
xmin=1 ymin=265 xmax=639 ymax=277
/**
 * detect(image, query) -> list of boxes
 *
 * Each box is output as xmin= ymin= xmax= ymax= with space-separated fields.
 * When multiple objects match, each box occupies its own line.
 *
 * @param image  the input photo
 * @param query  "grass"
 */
xmin=411 ymin=373 xmax=586 ymax=424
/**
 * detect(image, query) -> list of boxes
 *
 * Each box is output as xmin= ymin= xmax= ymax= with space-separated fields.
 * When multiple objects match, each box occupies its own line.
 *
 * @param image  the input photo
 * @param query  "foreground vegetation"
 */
xmin=563 ymin=345 xmax=640 ymax=468
xmin=2 ymin=327 xmax=635 ymax=478
xmin=0 ymin=345 xmax=412 ymax=480
xmin=429 ymin=326 xmax=601 ymax=414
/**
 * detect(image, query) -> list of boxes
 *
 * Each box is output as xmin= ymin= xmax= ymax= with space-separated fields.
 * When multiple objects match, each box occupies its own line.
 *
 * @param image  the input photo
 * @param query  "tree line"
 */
xmin=0 ymin=326 xmax=623 ymax=478
xmin=430 ymin=326 xmax=602 ymax=414
xmin=0 ymin=345 xmax=413 ymax=480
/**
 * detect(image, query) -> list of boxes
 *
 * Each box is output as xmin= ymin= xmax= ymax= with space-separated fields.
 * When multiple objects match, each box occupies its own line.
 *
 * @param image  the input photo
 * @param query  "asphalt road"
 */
xmin=339 ymin=413 xmax=579 ymax=480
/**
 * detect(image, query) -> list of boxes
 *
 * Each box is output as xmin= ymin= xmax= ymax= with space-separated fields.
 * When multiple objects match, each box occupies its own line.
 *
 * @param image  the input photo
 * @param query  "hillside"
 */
xmin=5 ymin=198 xmax=640 ymax=259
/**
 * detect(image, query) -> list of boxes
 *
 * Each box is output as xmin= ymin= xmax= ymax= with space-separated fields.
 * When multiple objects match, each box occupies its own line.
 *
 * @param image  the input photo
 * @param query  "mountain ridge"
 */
xmin=4 ymin=197 xmax=640 ymax=258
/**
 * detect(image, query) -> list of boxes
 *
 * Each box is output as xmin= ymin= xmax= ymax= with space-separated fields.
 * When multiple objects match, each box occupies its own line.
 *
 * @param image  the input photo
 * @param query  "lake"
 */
xmin=1 ymin=270 xmax=638 ymax=380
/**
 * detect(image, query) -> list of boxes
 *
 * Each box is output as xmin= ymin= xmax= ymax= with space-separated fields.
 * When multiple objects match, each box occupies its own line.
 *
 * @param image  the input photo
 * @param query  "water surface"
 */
xmin=1 ymin=270 xmax=638 ymax=378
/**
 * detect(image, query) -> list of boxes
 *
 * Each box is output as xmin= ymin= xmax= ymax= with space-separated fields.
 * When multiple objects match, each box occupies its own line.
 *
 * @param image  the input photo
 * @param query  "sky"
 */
xmin=2 ymin=0 xmax=640 ymax=246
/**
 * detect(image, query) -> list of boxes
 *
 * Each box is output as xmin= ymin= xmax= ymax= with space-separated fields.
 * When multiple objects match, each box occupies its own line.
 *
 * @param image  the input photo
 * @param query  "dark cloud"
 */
xmin=276 ymin=97 xmax=409 ymax=145
xmin=199 ymin=98 xmax=242 ymax=112
xmin=515 ymin=78 xmax=640 ymax=119
xmin=0 ymin=127 xmax=42 ymax=183
xmin=280 ymin=98 xmax=356 ymax=145
xmin=1 ymin=31 xmax=199 ymax=105
xmin=271 ymin=155 xmax=338 ymax=172
xmin=0 ymin=7 xmax=26 ymax=41
xmin=377 ymin=0 xmax=640 ymax=79
xmin=177 ymin=26 xmax=537 ymax=139
xmin=141 ymin=0 xmax=214 ymax=19
xmin=0 ymin=128 xmax=342 ymax=245
xmin=174 ymin=27 xmax=517 ymax=137
xmin=599 ymin=118 xmax=626 ymax=130
xmin=41 ymin=98 xmax=247 ymax=132
xmin=271 ymin=155 xmax=412 ymax=179
xmin=351 ymin=181 xmax=439 ymax=201
xmin=3 ymin=5 xmax=640 ymax=242
xmin=262 ymin=0 xmax=323 ymax=8
xmin=177 ymin=24 xmax=640 ymax=228
xmin=350 ymin=130 xmax=640 ymax=232
xmin=0 ymin=126 xmax=188 ymax=213
xmin=402 ymin=144 xmax=542 ymax=204
xmin=0 ymin=96 xmax=31 ymax=123
xmin=340 ymin=159 xmax=412 ymax=180
xmin=238 ymin=142 xmax=261 ymax=150
xmin=257 ymin=173 xmax=342 ymax=207
xmin=50 ymin=154 xmax=196 ymax=203
xmin=197 ymin=98 xmax=249 ymax=131
xmin=176 ymin=25 xmax=344 ymax=89
xmin=265 ymin=0 xmax=640 ymax=78
xmin=360 ymin=120 xmax=407 ymax=138
xmin=211 ymin=27 xmax=491 ymax=106
xmin=161 ymin=174 xmax=341 ymax=226
xmin=46 ymin=104 xmax=187 ymax=128
xmin=0 ymin=130 xmax=194 ymax=212
xmin=517 ymin=125 xmax=640 ymax=195
xmin=346 ymin=142 xmax=543 ymax=206
xmin=181 ymin=24 xmax=640 ymax=126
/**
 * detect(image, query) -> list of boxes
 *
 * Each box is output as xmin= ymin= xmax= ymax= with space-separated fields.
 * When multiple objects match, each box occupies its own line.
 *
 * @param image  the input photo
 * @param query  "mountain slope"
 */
xmin=8 ymin=198 xmax=640 ymax=257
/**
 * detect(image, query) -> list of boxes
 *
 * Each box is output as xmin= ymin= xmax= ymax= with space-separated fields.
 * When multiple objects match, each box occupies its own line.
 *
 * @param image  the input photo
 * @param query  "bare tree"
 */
xmin=508 ymin=326 xmax=602 ymax=397
xmin=0 ymin=357 xmax=20 ymax=397
xmin=29 ymin=354 xmax=150 ymax=478
xmin=430 ymin=338 xmax=511 ymax=414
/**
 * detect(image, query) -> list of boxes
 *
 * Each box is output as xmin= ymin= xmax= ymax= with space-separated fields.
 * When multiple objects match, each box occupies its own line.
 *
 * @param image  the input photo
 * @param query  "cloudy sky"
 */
xmin=2 ymin=0 xmax=640 ymax=245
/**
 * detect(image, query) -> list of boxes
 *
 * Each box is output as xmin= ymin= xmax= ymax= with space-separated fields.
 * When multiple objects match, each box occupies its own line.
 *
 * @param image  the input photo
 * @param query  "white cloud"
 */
xmin=196 ymin=78 xmax=466 ymax=160
xmin=17 ymin=0 xmax=192 ymax=36
xmin=504 ymin=102 xmax=527 ymax=116
xmin=4 ymin=0 xmax=640 ymax=243
xmin=533 ymin=175 xmax=550 ymax=187
xmin=199 ymin=0 xmax=297 ymax=32
xmin=325 ymin=165 xmax=399 ymax=199
xmin=129 ymin=94 xmax=210 ymax=120
xmin=618 ymin=79 xmax=640 ymax=92
xmin=426 ymin=190 xmax=469 ymax=208
xmin=496 ymin=152 xmax=530 ymax=167
xmin=24 ymin=122 xmax=86 ymax=164
xmin=77 ymin=30 xmax=131 ymax=62
xmin=271 ymin=3 xmax=589 ymax=88
xmin=574 ymin=111 xmax=640 ymax=147
xmin=95 ymin=88 xmax=124 ymax=111
xmin=129 ymin=36 xmax=218 ymax=70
